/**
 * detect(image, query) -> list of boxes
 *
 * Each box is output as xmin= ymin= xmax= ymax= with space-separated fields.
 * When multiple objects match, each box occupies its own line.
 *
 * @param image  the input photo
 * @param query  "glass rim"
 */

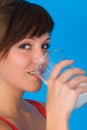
xmin=48 ymin=48 xmax=64 ymax=53
xmin=39 ymin=48 xmax=65 ymax=61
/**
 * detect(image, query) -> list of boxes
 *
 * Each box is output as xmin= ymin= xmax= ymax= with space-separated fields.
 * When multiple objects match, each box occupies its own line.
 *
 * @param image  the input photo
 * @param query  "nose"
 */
xmin=33 ymin=50 xmax=48 ymax=64
xmin=32 ymin=50 xmax=46 ymax=64
xmin=33 ymin=50 xmax=49 ymax=73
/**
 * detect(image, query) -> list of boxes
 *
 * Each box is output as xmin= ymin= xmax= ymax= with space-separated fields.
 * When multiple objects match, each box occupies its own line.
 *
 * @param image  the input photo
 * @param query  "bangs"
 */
xmin=27 ymin=3 xmax=54 ymax=37
xmin=3 ymin=1 xmax=54 ymax=44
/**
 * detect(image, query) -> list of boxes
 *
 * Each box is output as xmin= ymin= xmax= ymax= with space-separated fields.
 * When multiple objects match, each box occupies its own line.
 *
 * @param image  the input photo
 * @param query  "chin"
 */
xmin=24 ymin=80 xmax=42 ymax=92
xmin=32 ymin=82 xmax=42 ymax=92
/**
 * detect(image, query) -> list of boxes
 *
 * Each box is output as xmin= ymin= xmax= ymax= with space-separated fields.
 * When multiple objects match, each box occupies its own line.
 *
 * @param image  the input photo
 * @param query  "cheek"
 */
xmin=10 ymin=53 xmax=33 ymax=70
xmin=0 ymin=54 xmax=32 ymax=79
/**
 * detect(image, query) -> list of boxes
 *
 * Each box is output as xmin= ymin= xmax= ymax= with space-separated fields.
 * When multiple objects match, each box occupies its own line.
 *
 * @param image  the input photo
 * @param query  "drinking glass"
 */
xmin=35 ymin=48 xmax=64 ymax=84
xmin=35 ymin=48 xmax=87 ymax=108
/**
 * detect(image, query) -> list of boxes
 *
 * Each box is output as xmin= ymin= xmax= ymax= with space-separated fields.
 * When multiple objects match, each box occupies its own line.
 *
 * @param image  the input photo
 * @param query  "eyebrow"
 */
xmin=43 ymin=37 xmax=50 ymax=43
xmin=45 ymin=37 xmax=50 ymax=41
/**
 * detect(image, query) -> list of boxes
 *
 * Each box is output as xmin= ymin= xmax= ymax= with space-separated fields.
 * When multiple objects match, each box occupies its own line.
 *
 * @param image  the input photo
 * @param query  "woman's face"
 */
xmin=0 ymin=33 xmax=50 ymax=92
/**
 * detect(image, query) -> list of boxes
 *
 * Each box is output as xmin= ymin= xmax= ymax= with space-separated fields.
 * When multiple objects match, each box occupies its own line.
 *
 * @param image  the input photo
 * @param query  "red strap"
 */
xmin=0 ymin=99 xmax=46 ymax=130
xmin=0 ymin=116 xmax=18 ymax=130
xmin=25 ymin=99 xmax=46 ymax=119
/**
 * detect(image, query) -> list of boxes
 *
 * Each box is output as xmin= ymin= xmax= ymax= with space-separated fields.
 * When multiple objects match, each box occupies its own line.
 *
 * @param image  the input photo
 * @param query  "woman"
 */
xmin=0 ymin=0 xmax=87 ymax=130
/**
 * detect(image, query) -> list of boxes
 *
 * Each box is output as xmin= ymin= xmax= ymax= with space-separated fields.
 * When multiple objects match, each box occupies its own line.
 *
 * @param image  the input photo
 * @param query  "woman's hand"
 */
xmin=46 ymin=60 xmax=87 ymax=130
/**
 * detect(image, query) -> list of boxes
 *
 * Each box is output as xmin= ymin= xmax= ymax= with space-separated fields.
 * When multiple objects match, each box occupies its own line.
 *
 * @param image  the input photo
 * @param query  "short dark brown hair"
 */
xmin=0 ymin=0 xmax=54 ymax=58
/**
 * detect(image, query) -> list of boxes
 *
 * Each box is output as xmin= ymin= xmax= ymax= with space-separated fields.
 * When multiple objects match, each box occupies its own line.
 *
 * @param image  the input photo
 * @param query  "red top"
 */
xmin=0 ymin=99 xmax=46 ymax=130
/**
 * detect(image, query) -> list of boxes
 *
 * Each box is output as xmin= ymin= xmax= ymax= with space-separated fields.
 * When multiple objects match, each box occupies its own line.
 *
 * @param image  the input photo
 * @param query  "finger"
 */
xmin=76 ymin=85 xmax=87 ymax=94
xmin=66 ymin=76 xmax=87 ymax=88
xmin=58 ymin=68 xmax=85 ymax=83
xmin=50 ymin=60 xmax=74 ymax=80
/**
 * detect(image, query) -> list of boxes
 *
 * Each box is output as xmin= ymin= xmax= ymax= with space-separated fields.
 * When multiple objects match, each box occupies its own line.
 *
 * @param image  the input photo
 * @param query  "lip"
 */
xmin=34 ymin=75 xmax=41 ymax=80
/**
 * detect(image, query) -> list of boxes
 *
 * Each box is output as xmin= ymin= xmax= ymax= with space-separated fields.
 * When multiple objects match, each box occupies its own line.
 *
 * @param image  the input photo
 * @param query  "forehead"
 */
xmin=26 ymin=33 xmax=50 ymax=40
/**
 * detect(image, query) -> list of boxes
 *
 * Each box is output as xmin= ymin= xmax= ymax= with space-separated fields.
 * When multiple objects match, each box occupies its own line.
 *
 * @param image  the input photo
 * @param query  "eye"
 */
xmin=41 ymin=44 xmax=50 ymax=50
xmin=19 ymin=43 xmax=31 ymax=50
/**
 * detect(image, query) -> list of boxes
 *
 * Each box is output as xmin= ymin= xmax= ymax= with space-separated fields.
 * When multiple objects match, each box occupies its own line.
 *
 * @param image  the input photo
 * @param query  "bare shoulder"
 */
xmin=0 ymin=120 xmax=11 ymax=130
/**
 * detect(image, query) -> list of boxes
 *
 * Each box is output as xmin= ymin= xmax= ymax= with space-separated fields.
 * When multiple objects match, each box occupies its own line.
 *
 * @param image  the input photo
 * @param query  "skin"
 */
xmin=0 ymin=33 xmax=50 ymax=130
xmin=0 ymin=32 xmax=87 ymax=130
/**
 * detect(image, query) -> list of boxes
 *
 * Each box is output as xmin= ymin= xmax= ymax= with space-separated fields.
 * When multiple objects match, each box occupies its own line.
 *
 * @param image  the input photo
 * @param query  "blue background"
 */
xmin=23 ymin=0 xmax=87 ymax=130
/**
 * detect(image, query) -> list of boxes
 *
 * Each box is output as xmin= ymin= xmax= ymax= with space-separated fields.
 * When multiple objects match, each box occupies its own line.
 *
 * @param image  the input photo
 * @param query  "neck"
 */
xmin=0 ymin=83 xmax=25 ymax=117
